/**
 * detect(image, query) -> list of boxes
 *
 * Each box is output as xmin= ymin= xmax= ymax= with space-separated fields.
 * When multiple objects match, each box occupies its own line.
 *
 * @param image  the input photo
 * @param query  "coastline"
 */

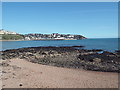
xmin=0 ymin=40 xmax=25 ymax=41
xmin=1 ymin=2 xmax=118 ymax=88
xmin=2 ymin=46 xmax=120 ymax=72
xmin=1 ymin=45 xmax=119 ymax=88
xmin=0 ymin=39 xmax=76 ymax=42
xmin=0 ymin=39 xmax=78 ymax=41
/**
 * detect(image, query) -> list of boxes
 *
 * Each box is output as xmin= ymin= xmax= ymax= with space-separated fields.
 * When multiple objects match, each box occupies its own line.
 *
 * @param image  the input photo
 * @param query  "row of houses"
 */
xmin=0 ymin=30 xmax=17 ymax=35
xmin=24 ymin=33 xmax=86 ymax=40
xmin=0 ymin=30 xmax=86 ymax=40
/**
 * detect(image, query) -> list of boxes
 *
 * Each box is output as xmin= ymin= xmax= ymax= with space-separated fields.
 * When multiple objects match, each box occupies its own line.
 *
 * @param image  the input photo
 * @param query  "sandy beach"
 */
xmin=1 ymin=58 xmax=118 ymax=88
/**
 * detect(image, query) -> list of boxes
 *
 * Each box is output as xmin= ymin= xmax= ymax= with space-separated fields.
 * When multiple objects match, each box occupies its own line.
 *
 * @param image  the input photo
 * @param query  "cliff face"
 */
xmin=0 ymin=30 xmax=86 ymax=40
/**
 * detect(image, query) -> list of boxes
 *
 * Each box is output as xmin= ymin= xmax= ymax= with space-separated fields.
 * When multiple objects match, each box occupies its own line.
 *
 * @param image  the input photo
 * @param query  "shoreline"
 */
xmin=2 ymin=46 xmax=120 ymax=72
xmin=1 ymin=46 xmax=119 ymax=88
xmin=0 ymin=40 xmax=25 ymax=41
xmin=0 ymin=39 xmax=80 ymax=41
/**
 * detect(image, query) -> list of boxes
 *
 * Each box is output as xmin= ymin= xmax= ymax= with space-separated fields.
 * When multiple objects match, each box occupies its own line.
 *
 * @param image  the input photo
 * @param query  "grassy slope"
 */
xmin=1 ymin=34 xmax=24 ymax=40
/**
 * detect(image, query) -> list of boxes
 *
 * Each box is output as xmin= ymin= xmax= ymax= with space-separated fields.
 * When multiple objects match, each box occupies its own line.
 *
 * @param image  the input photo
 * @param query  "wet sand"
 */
xmin=2 ymin=58 xmax=118 ymax=88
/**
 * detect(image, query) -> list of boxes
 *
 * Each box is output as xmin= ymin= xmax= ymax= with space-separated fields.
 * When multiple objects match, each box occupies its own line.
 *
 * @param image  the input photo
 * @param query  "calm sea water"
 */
xmin=1 ymin=38 xmax=119 ymax=52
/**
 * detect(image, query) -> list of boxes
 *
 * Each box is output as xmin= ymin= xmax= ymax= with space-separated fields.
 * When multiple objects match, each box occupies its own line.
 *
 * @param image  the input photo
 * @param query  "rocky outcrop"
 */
xmin=1 ymin=46 xmax=120 ymax=72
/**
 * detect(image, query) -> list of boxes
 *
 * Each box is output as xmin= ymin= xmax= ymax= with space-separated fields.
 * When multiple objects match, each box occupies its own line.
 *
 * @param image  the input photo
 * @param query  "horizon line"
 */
xmin=2 ymin=0 xmax=120 ymax=2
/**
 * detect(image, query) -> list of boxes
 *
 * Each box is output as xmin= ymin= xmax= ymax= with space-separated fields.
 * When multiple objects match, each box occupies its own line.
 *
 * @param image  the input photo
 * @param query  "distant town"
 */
xmin=0 ymin=30 xmax=86 ymax=40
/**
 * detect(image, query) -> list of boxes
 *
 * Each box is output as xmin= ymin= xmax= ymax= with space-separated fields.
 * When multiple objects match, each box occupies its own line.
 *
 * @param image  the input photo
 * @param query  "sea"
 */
xmin=1 ymin=38 xmax=119 ymax=52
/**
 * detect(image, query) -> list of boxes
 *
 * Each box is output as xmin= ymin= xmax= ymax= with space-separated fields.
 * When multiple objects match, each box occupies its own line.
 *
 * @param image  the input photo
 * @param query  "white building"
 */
xmin=0 ymin=30 xmax=17 ymax=34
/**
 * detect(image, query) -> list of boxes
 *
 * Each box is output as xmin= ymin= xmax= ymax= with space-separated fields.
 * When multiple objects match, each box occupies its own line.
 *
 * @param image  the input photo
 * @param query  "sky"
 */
xmin=2 ymin=2 xmax=118 ymax=38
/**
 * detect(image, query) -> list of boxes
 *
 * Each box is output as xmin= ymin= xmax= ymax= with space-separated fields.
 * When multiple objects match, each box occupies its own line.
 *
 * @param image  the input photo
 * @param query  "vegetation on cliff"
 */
xmin=1 ymin=34 xmax=24 ymax=40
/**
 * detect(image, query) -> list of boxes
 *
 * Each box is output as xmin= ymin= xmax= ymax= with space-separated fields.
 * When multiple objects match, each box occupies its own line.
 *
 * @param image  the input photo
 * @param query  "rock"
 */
xmin=13 ymin=73 xmax=16 ymax=75
xmin=26 ymin=52 xmax=33 ymax=55
xmin=72 ymin=46 xmax=84 ymax=48
xmin=1 ymin=46 xmax=120 ymax=72
xmin=19 ymin=83 xmax=23 ymax=86
xmin=115 ymin=50 xmax=120 ymax=55
xmin=93 ymin=58 xmax=102 ymax=63
xmin=41 ymin=52 xmax=47 ymax=55
xmin=0 ymin=62 xmax=9 ymax=67
xmin=2 ymin=85 xmax=5 ymax=87
xmin=2 ymin=71 xmax=7 ymax=73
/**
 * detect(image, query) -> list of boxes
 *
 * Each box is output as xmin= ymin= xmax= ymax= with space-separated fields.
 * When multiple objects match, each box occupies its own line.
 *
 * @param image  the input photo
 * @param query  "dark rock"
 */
xmin=2 ymin=71 xmax=7 ymax=73
xmin=1 ymin=46 xmax=120 ymax=72
xmin=72 ymin=46 xmax=84 ymax=47
xmin=0 ymin=62 xmax=9 ymax=67
xmin=115 ymin=50 xmax=120 ymax=55
xmin=19 ymin=83 xmax=23 ymax=86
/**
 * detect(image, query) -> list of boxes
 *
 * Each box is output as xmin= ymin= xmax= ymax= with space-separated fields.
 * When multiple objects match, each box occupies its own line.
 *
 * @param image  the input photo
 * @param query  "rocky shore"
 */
xmin=1 ymin=46 xmax=120 ymax=72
